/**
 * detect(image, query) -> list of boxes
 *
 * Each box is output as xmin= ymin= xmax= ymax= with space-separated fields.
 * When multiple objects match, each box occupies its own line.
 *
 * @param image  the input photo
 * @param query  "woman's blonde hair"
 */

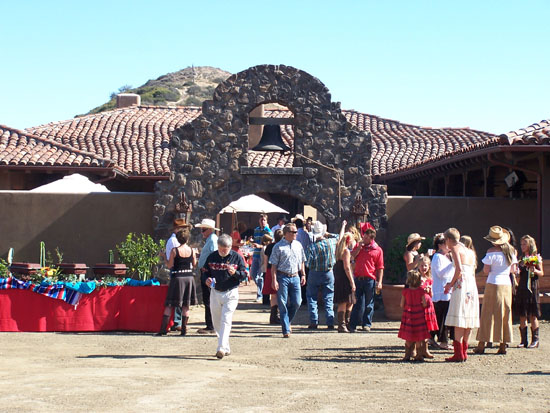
xmin=499 ymin=242 xmax=516 ymax=266
xmin=336 ymin=232 xmax=354 ymax=260
xmin=417 ymin=255 xmax=432 ymax=279
xmin=406 ymin=269 xmax=422 ymax=288
xmin=520 ymin=235 xmax=538 ymax=257
xmin=460 ymin=235 xmax=477 ymax=270
xmin=345 ymin=224 xmax=361 ymax=243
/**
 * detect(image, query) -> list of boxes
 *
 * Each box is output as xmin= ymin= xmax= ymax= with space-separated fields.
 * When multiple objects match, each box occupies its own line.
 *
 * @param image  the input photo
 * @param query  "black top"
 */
xmin=172 ymin=248 xmax=193 ymax=276
xmin=201 ymin=250 xmax=247 ymax=292
xmin=265 ymin=243 xmax=275 ymax=269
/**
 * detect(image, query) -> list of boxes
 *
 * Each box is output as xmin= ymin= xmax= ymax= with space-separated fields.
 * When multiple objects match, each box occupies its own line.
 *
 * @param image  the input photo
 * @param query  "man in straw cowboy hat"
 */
xmin=164 ymin=218 xmax=191 ymax=331
xmin=195 ymin=218 xmax=220 ymax=334
xmin=304 ymin=220 xmax=347 ymax=330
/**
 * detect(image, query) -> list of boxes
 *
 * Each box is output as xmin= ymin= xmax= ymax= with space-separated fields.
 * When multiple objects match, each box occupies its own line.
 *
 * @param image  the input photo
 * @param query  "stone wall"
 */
xmin=154 ymin=65 xmax=387 ymax=241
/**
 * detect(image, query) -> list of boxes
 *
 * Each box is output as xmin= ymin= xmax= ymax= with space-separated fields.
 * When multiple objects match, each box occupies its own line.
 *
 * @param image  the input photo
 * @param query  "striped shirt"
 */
xmin=306 ymin=236 xmax=338 ymax=272
xmin=253 ymin=225 xmax=273 ymax=257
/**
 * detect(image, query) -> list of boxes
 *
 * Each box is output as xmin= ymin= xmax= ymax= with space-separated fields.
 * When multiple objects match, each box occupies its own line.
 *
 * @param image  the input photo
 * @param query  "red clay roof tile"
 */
xmin=0 ymin=125 xmax=116 ymax=170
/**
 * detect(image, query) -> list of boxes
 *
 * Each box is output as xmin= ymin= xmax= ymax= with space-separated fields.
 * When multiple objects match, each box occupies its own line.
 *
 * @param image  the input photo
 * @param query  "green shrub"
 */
xmin=116 ymin=233 xmax=165 ymax=280
xmin=384 ymin=234 xmax=433 ymax=284
xmin=0 ymin=258 xmax=8 ymax=278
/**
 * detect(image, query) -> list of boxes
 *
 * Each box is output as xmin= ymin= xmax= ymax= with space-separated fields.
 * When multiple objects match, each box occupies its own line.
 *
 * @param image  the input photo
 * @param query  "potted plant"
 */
xmin=381 ymin=234 xmax=432 ymax=320
xmin=115 ymin=233 xmax=165 ymax=281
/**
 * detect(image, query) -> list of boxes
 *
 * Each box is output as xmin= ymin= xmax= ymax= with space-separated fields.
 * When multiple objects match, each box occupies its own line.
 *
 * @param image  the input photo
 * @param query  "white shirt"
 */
xmin=431 ymin=252 xmax=454 ymax=302
xmin=482 ymin=251 xmax=517 ymax=285
xmin=165 ymin=233 xmax=180 ymax=261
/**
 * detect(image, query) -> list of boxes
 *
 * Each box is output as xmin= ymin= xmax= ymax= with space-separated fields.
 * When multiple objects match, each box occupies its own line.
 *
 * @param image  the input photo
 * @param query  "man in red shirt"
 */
xmin=349 ymin=227 xmax=384 ymax=332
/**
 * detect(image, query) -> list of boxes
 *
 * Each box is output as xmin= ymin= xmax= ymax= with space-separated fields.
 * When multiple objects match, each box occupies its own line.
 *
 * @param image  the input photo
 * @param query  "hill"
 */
xmin=87 ymin=66 xmax=232 ymax=114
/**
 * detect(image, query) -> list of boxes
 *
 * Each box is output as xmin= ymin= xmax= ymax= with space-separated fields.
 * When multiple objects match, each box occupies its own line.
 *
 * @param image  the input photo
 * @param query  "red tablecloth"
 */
xmin=0 ymin=285 xmax=169 ymax=332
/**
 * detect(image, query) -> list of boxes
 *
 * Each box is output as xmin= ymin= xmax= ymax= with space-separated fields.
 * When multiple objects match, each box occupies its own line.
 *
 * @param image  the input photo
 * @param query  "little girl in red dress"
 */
xmin=418 ymin=256 xmax=439 ymax=359
xmin=398 ymin=269 xmax=430 ymax=361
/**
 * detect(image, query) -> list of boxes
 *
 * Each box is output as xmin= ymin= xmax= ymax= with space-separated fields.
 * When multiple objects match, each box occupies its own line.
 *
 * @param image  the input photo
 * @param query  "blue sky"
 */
xmin=1 ymin=0 xmax=549 ymax=133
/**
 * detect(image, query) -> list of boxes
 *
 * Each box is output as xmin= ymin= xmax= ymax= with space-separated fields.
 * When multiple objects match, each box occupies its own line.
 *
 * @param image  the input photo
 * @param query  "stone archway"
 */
xmin=154 ymin=64 xmax=386 ymax=241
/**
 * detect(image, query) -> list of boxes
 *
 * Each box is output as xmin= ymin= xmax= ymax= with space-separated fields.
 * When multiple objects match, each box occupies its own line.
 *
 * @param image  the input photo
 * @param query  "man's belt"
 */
xmin=277 ymin=270 xmax=299 ymax=277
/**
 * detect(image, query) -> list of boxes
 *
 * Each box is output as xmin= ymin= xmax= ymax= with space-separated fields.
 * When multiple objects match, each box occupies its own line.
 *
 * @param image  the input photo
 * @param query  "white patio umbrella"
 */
xmin=219 ymin=194 xmax=288 ymax=214
xmin=30 ymin=174 xmax=110 ymax=193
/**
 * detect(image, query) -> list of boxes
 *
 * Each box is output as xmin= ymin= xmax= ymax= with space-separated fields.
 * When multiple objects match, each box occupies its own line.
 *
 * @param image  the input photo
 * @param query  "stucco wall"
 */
xmin=385 ymin=196 xmax=537 ymax=255
xmin=0 ymin=192 xmax=154 ymax=270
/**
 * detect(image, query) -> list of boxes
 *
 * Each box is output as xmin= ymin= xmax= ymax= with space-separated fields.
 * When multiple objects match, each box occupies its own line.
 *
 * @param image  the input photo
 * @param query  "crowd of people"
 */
xmin=398 ymin=226 xmax=543 ymax=362
xmin=156 ymin=214 xmax=543 ymax=361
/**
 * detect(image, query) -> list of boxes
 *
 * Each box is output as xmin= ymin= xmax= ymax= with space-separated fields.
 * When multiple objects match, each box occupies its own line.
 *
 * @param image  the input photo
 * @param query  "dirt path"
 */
xmin=1 ymin=284 xmax=549 ymax=412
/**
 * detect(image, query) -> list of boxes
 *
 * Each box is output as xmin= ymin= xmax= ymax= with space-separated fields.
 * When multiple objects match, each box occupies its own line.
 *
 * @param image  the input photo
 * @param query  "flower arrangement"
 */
xmin=521 ymin=254 xmax=542 ymax=292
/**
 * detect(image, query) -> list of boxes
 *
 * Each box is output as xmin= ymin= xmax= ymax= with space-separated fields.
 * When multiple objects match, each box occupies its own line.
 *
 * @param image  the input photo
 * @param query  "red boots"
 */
xmin=445 ymin=340 xmax=465 ymax=362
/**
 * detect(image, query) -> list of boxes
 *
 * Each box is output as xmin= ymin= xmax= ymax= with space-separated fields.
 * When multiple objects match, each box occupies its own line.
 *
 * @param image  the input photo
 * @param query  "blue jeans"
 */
xmin=173 ymin=306 xmax=182 ymax=326
xmin=250 ymin=254 xmax=264 ymax=300
xmin=276 ymin=274 xmax=302 ymax=334
xmin=306 ymin=270 xmax=335 ymax=326
xmin=349 ymin=277 xmax=375 ymax=331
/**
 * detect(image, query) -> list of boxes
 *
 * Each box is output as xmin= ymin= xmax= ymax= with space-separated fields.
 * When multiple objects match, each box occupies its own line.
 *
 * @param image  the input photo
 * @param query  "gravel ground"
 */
xmin=1 ymin=284 xmax=549 ymax=413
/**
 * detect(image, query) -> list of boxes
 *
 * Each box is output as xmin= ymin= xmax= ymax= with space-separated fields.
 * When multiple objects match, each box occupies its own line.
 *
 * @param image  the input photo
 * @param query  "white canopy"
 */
xmin=219 ymin=194 xmax=288 ymax=214
xmin=30 ymin=174 xmax=110 ymax=193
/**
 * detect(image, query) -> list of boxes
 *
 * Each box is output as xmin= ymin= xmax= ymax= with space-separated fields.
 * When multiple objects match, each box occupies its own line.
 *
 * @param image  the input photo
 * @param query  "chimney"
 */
xmin=116 ymin=93 xmax=141 ymax=108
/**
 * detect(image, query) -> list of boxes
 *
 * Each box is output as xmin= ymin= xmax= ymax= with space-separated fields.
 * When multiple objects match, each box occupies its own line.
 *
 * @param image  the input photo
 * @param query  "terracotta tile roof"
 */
xmin=500 ymin=119 xmax=550 ymax=145
xmin=20 ymin=104 xmax=502 ymax=180
xmin=26 ymin=106 xmax=201 ymax=177
xmin=256 ymin=109 xmax=498 ymax=178
xmin=343 ymin=111 xmax=498 ymax=178
xmin=0 ymin=125 xmax=116 ymax=170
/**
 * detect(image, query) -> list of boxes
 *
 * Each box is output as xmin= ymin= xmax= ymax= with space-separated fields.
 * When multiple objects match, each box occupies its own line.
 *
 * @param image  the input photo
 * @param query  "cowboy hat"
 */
xmin=173 ymin=218 xmax=190 ymax=229
xmin=311 ymin=221 xmax=327 ymax=239
xmin=291 ymin=214 xmax=305 ymax=223
xmin=483 ymin=226 xmax=510 ymax=245
xmin=406 ymin=233 xmax=425 ymax=248
xmin=195 ymin=218 xmax=220 ymax=231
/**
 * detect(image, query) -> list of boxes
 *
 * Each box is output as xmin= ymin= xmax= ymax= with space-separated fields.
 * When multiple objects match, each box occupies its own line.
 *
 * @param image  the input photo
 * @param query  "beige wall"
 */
xmin=0 ymin=192 xmax=539 ymax=276
xmin=0 ymin=192 xmax=154 ymax=269
xmin=385 ymin=196 xmax=537 ymax=255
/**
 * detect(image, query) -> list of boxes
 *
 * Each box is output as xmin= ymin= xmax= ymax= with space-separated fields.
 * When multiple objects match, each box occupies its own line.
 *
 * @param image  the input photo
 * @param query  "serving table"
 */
xmin=0 ymin=285 xmax=168 ymax=332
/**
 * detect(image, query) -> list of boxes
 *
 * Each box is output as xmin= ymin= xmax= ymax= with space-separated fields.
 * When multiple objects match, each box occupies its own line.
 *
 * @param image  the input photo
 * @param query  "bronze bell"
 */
xmin=251 ymin=124 xmax=291 ymax=151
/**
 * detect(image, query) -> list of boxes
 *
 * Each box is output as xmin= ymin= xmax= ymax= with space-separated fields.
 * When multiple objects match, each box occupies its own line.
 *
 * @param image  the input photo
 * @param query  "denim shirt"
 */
xmin=269 ymin=238 xmax=306 ymax=274
xmin=296 ymin=228 xmax=313 ymax=251
xmin=198 ymin=233 xmax=218 ymax=269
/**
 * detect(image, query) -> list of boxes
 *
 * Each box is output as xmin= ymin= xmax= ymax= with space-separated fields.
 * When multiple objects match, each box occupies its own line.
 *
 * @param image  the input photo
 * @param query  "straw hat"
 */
xmin=195 ymin=218 xmax=220 ymax=231
xmin=311 ymin=221 xmax=327 ymax=239
xmin=406 ymin=233 xmax=425 ymax=248
xmin=291 ymin=214 xmax=305 ymax=223
xmin=483 ymin=226 xmax=510 ymax=245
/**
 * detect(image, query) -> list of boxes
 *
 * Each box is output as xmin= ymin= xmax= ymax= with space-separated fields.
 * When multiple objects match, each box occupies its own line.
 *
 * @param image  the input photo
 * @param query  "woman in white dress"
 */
xmin=443 ymin=228 xmax=480 ymax=362
xmin=473 ymin=226 xmax=517 ymax=355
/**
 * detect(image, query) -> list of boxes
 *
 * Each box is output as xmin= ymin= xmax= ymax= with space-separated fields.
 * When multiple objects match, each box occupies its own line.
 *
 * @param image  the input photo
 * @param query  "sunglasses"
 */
xmin=289 ymin=230 xmax=298 ymax=234
xmin=201 ymin=228 xmax=209 ymax=232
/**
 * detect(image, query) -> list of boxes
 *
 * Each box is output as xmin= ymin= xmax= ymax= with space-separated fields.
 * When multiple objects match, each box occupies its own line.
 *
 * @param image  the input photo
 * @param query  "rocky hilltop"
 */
xmin=87 ymin=66 xmax=231 ymax=114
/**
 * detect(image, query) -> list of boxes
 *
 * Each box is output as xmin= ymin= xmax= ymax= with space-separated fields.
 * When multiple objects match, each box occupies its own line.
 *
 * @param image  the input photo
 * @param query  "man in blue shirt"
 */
xmin=269 ymin=223 xmax=306 ymax=338
xmin=250 ymin=214 xmax=273 ymax=302
xmin=195 ymin=218 xmax=219 ymax=334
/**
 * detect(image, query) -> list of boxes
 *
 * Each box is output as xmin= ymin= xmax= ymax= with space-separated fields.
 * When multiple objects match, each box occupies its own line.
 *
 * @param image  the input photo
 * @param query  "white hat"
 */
xmin=195 ymin=218 xmax=219 ymax=231
xmin=311 ymin=221 xmax=327 ymax=239
xmin=291 ymin=214 xmax=305 ymax=223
